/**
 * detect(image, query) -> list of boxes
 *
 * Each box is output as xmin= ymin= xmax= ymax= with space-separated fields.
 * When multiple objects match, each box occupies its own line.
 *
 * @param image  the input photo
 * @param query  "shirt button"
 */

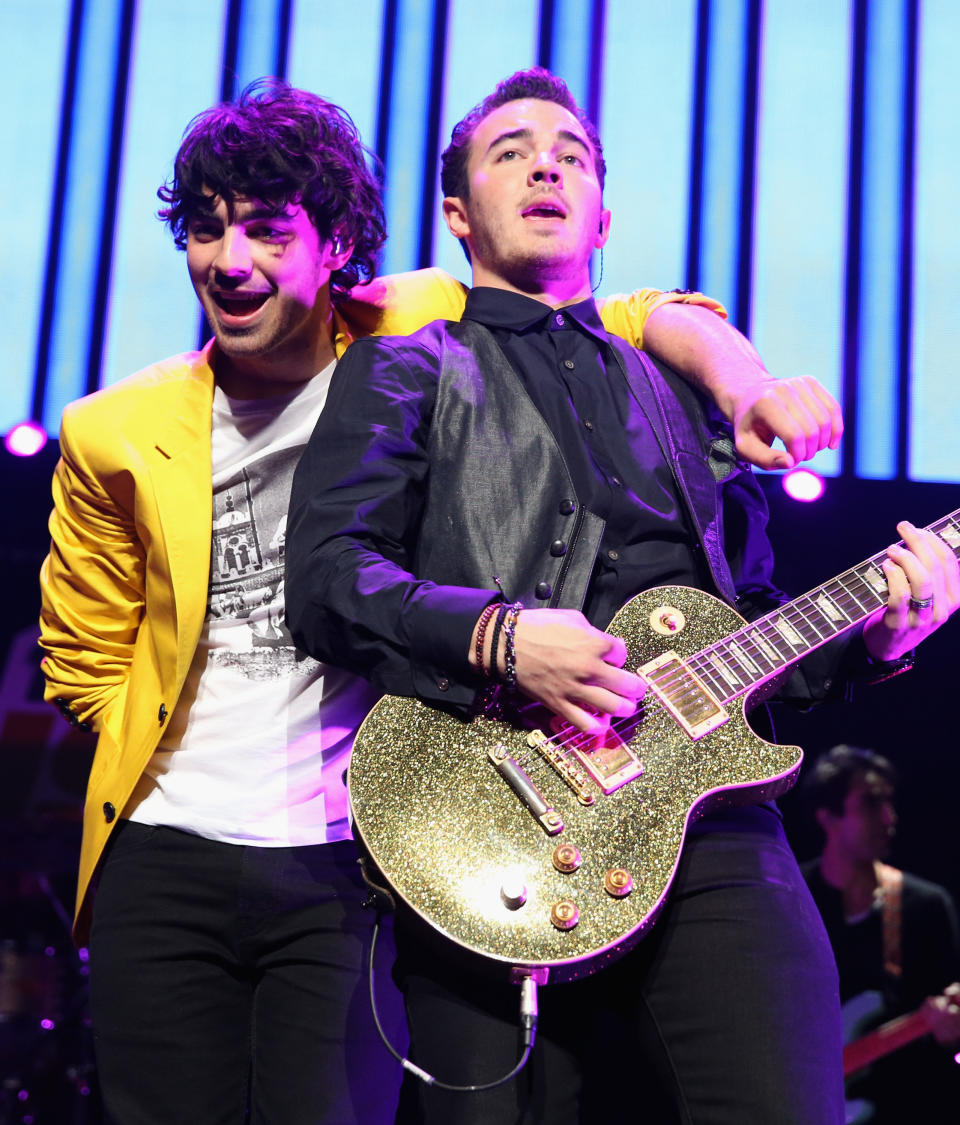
xmin=158 ymin=702 xmax=168 ymax=724
xmin=103 ymin=802 xmax=116 ymax=823
xmin=563 ymin=359 xmax=575 ymax=370
xmin=559 ymin=499 xmax=576 ymax=515
xmin=611 ymin=477 xmax=621 ymax=486
xmin=555 ymin=314 xmax=565 ymax=328
xmin=437 ymin=677 xmax=450 ymax=692
xmin=607 ymin=549 xmax=619 ymax=561
xmin=584 ymin=420 xmax=594 ymax=431
xmin=535 ymin=581 xmax=553 ymax=600
xmin=549 ymin=540 xmax=567 ymax=557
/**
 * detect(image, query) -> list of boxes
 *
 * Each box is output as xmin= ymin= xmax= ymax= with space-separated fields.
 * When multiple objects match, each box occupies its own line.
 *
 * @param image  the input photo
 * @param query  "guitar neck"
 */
xmin=842 ymin=1008 xmax=931 ymax=1077
xmin=687 ymin=509 xmax=960 ymax=705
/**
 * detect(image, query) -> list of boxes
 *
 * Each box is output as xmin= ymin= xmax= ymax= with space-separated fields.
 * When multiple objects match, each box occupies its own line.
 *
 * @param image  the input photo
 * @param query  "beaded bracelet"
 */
xmin=488 ymin=602 xmax=509 ymax=679
xmin=502 ymin=602 xmax=523 ymax=691
xmin=474 ymin=602 xmax=500 ymax=674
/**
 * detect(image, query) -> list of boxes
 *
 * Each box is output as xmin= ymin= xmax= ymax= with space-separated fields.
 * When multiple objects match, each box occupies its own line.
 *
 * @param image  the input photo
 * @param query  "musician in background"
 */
xmin=285 ymin=67 xmax=960 ymax=1123
xmin=803 ymin=745 xmax=960 ymax=1123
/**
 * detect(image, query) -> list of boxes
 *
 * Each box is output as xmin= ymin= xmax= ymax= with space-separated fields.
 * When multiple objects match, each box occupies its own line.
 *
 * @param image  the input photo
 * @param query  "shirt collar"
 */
xmin=463 ymin=286 xmax=606 ymax=341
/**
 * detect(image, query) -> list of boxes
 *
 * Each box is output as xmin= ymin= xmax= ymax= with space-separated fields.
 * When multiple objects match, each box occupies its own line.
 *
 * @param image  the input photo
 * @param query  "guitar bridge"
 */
xmin=488 ymin=747 xmax=564 ymax=835
xmin=640 ymin=651 xmax=728 ymax=739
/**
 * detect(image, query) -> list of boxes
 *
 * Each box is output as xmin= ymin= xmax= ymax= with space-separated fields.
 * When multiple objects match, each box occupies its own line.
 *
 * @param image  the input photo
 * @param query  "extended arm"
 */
xmin=639 ymin=302 xmax=843 ymax=470
xmin=348 ymin=270 xmax=843 ymax=471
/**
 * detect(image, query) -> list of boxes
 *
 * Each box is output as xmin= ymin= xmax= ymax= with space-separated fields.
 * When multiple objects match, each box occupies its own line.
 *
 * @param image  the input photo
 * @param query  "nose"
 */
xmin=529 ymin=152 xmax=562 ymax=187
xmin=213 ymin=226 xmax=252 ymax=279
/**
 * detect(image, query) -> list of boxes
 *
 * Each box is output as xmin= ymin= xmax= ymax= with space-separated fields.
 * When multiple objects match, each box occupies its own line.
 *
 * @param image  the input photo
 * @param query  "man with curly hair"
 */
xmin=39 ymin=77 xmax=843 ymax=1124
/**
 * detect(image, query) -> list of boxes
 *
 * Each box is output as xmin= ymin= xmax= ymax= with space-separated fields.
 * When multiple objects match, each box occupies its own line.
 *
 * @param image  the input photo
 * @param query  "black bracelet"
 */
xmin=489 ymin=602 xmax=508 ymax=679
xmin=503 ymin=602 xmax=523 ymax=691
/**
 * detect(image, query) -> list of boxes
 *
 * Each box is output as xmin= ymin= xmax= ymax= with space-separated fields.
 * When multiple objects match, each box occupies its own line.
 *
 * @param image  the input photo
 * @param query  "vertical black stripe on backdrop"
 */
xmin=199 ymin=0 xmax=246 ymax=349
xmin=275 ymin=0 xmax=293 ymax=78
xmin=896 ymin=0 xmax=919 ymax=480
xmin=684 ymin=0 xmax=709 ymax=293
xmin=374 ymin=0 xmax=398 ymax=177
xmin=416 ymin=0 xmax=450 ymax=268
xmin=220 ymin=0 xmax=243 ymax=104
xmin=586 ymin=0 xmax=607 ymax=131
xmin=841 ymin=0 xmax=868 ymax=479
xmin=85 ymin=0 xmax=135 ymax=396
xmin=32 ymin=0 xmax=84 ymax=422
xmin=733 ymin=0 xmax=761 ymax=335
xmin=537 ymin=0 xmax=556 ymax=70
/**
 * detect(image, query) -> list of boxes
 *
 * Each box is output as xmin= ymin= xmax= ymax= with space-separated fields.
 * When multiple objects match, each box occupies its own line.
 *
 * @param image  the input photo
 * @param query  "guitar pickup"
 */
xmin=488 ymin=747 xmax=564 ymax=835
xmin=640 ymin=651 xmax=728 ymax=740
xmin=568 ymin=727 xmax=643 ymax=795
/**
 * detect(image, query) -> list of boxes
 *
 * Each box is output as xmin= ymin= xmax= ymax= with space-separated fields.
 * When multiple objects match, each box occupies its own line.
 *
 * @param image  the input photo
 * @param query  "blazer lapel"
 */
xmin=149 ymin=350 xmax=215 ymax=686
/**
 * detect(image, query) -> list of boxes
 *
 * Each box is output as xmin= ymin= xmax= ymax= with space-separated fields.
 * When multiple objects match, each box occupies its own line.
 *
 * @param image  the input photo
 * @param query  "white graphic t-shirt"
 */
xmin=126 ymin=363 xmax=380 ymax=846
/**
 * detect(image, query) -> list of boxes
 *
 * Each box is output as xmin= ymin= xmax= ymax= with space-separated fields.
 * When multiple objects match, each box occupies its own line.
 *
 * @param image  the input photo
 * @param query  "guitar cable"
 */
xmin=367 ymin=915 xmax=538 ymax=1091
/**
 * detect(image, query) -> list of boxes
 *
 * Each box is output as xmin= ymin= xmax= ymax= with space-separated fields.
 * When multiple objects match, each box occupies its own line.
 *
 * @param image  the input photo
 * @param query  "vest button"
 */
xmin=535 ymin=582 xmax=552 ymax=600
xmin=549 ymin=540 xmax=567 ymax=557
xmin=103 ymin=802 xmax=116 ymax=823
xmin=158 ymin=703 xmax=168 ymax=724
xmin=559 ymin=499 xmax=576 ymax=515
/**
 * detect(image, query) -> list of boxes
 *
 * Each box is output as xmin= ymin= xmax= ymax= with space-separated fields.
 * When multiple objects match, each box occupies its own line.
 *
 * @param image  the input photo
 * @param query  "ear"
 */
xmin=443 ymin=196 xmax=471 ymax=241
xmin=595 ymin=208 xmax=611 ymax=250
xmin=323 ymin=235 xmax=354 ymax=272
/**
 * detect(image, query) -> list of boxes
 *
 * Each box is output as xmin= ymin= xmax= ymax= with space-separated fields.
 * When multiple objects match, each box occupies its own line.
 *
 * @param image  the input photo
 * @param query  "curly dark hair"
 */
xmin=158 ymin=78 xmax=385 ymax=294
xmin=803 ymin=744 xmax=899 ymax=818
xmin=440 ymin=67 xmax=606 ymax=203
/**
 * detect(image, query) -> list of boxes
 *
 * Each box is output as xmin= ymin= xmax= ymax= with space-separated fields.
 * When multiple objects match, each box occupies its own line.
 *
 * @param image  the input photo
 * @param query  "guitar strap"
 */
xmin=878 ymin=863 xmax=903 ymax=980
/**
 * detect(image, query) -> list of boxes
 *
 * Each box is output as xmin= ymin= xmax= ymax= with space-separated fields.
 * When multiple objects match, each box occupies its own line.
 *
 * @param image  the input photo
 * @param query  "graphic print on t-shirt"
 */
xmin=207 ymin=445 xmax=317 ymax=680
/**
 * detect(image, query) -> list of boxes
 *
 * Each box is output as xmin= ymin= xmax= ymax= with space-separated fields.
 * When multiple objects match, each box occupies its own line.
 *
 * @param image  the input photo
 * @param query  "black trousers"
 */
xmin=89 ymin=822 xmax=405 ymax=1125
xmin=394 ymin=813 xmax=845 ymax=1124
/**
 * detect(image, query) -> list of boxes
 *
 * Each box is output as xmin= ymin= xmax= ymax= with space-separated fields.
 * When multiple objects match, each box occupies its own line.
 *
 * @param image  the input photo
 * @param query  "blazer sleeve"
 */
xmin=38 ymin=404 xmax=147 ymax=732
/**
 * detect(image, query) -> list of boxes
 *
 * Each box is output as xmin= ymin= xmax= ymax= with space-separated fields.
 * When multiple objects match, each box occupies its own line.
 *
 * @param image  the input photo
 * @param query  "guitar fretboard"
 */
xmin=685 ymin=510 xmax=960 ymax=704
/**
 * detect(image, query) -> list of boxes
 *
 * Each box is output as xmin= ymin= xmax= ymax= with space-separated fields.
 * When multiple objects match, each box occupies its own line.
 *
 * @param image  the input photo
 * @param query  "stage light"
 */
xmin=782 ymin=468 xmax=825 ymax=503
xmin=5 ymin=420 xmax=48 ymax=457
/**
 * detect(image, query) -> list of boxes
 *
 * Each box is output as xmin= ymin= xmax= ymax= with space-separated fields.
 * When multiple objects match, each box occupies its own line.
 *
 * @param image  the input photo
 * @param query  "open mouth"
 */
xmin=212 ymin=291 xmax=270 ymax=318
xmin=522 ymin=202 xmax=566 ymax=220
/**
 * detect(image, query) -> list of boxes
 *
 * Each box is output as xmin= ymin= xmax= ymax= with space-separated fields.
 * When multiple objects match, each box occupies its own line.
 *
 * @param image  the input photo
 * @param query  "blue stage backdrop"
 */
xmin=2 ymin=0 xmax=959 ymax=483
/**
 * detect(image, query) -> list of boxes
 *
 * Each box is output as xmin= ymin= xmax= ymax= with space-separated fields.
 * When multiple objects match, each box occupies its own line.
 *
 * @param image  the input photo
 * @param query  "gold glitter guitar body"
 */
xmin=348 ymin=512 xmax=960 ymax=984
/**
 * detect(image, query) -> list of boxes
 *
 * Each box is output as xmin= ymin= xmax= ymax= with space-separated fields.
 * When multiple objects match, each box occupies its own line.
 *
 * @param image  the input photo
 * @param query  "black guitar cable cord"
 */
xmin=366 ymin=915 xmax=539 ymax=1091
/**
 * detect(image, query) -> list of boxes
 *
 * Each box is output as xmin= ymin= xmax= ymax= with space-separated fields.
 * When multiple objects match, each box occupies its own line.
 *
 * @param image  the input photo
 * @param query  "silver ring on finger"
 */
xmin=909 ymin=595 xmax=934 ymax=611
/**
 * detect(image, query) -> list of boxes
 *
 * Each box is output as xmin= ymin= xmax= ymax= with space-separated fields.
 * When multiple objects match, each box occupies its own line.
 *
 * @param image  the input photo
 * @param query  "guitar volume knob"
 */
xmin=552 ymin=843 xmax=582 ymax=873
xmin=604 ymin=868 xmax=634 ymax=897
xmin=550 ymin=899 xmax=580 ymax=930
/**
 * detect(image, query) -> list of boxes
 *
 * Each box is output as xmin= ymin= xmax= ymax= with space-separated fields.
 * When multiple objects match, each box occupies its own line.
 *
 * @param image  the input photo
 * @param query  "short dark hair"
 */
xmin=158 ymin=78 xmax=385 ymax=294
xmin=440 ymin=67 xmax=606 ymax=202
xmin=804 ymin=744 xmax=899 ymax=818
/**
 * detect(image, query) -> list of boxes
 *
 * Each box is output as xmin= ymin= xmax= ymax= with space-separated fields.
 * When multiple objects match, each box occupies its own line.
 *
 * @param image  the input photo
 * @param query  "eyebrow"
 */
xmin=191 ymin=198 xmax=295 ymax=222
xmin=484 ymin=127 xmax=592 ymax=159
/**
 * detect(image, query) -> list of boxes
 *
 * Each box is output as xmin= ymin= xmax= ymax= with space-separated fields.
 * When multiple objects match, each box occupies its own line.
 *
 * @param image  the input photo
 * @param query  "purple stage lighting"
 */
xmin=782 ymin=468 xmax=825 ymax=503
xmin=5 ymin=420 xmax=48 ymax=457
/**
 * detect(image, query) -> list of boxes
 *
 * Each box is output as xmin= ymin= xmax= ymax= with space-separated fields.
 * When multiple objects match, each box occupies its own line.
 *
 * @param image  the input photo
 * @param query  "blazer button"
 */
xmin=437 ymin=677 xmax=450 ymax=692
xmin=158 ymin=703 xmax=168 ymax=724
xmin=103 ymin=802 xmax=116 ymax=823
xmin=559 ymin=499 xmax=576 ymax=516
xmin=535 ymin=582 xmax=552 ymax=600
xmin=549 ymin=540 xmax=567 ymax=557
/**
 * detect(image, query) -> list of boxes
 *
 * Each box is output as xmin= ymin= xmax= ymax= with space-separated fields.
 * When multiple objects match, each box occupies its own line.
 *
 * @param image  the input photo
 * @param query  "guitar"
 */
xmin=843 ymin=993 xmax=931 ymax=1078
xmin=348 ymin=510 xmax=960 ymax=983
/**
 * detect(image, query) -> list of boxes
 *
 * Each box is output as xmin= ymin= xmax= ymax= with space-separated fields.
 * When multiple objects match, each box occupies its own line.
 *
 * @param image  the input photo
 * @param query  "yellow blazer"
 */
xmin=37 ymin=267 xmax=719 ymax=941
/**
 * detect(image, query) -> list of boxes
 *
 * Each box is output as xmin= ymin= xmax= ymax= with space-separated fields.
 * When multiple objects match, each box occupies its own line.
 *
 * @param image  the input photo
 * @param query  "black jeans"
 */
xmin=89 ymin=822 xmax=404 ymax=1124
xmin=395 ymin=812 xmax=844 ymax=1124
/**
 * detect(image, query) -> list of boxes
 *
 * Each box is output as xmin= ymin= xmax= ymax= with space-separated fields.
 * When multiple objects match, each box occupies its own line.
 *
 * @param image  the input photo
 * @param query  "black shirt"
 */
xmin=464 ymin=287 xmax=700 ymax=629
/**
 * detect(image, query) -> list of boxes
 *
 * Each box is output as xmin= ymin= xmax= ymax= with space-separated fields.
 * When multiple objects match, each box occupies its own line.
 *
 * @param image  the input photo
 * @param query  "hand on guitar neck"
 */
xmin=863 ymin=520 xmax=960 ymax=662
xmin=923 ymin=981 xmax=960 ymax=1048
xmin=843 ymin=982 xmax=960 ymax=1078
